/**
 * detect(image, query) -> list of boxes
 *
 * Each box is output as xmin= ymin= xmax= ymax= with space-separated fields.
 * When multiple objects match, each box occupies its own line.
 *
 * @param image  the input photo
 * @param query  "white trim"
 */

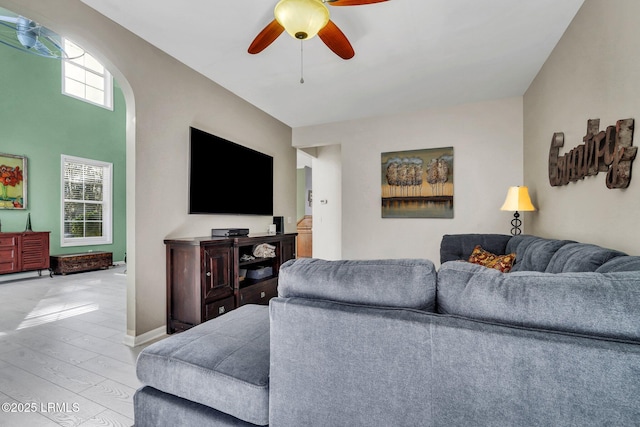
xmin=61 ymin=154 xmax=113 ymax=247
xmin=123 ymin=326 xmax=167 ymax=348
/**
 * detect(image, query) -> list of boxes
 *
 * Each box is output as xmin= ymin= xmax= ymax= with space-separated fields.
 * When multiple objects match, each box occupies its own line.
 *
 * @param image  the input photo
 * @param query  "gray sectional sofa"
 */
xmin=134 ymin=234 xmax=640 ymax=426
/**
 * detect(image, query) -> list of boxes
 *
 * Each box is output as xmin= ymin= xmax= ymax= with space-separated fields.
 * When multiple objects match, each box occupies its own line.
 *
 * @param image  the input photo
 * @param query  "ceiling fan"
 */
xmin=248 ymin=0 xmax=389 ymax=60
xmin=0 ymin=7 xmax=83 ymax=59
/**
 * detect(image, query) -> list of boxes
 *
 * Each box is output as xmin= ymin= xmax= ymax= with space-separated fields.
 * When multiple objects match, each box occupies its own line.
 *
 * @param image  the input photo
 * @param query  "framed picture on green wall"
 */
xmin=0 ymin=153 xmax=27 ymax=209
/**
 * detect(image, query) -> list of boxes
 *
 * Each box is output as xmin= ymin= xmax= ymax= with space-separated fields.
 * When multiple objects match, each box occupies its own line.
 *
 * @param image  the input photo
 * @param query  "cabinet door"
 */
xmin=202 ymin=245 xmax=234 ymax=301
xmin=22 ymin=232 xmax=50 ymax=271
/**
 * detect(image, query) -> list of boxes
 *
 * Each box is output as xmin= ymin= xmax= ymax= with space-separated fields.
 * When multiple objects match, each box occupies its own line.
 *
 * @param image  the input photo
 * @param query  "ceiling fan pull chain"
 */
xmin=300 ymin=40 xmax=305 ymax=84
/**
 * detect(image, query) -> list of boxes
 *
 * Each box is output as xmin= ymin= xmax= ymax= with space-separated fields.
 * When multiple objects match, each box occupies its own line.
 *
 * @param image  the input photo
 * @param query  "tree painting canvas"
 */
xmin=0 ymin=153 xmax=27 ymax=209
xmin=381 ymin=147 xmax=453 ymax=218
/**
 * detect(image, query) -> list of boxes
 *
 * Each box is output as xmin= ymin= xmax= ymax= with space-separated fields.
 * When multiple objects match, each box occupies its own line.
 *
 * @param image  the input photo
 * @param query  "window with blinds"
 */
xmin=61 ymin=38 xmax=113 ymax=110
xmin=61 ymin=155 xmax=113 ymax=246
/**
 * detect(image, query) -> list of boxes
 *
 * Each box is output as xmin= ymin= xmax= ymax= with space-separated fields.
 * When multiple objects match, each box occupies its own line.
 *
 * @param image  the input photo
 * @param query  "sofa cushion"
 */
xmin=596 ymin=255 xmax=640 ymax=273
xmin=440 ymin=233 xmax=511 ymax=264
xmin=468 ymin=245 xmax=516 ymax=273
xmin=506 ymin=235 xmax=574 ymax=272
xmin=278 ymin=258 xmax=436 ymax=311
xmin=437 ymin=261 xmax=640 ymax=341
xmin=136 ymin=305 xmax=270 ymax=426
xmin=545 ymin=243 xmax=626 ymax=273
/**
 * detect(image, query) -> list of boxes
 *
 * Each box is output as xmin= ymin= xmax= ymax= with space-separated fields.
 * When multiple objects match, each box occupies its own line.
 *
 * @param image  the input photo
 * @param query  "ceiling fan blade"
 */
xmin=33 ymin=39 xmax=53 ymax=57
xmin=318 ymin=20 xmax=354 ymax=60
xmin=0 ymin=15 xmax=19 ymax=24
xmin=327 ymin=0 xmax=388 ymax=6
xmin=248 ymin=19 xmax=284 ymax=54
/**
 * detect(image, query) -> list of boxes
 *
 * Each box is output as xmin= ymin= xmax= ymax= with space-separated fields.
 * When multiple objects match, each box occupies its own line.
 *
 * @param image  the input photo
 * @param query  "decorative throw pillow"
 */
xmin=468 ymin=245 xmax=516 ymax=273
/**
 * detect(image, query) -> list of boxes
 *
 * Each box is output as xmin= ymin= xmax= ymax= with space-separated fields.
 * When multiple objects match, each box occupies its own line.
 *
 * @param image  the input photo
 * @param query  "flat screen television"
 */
xmin=189 ymin=127 xmax=274 ymax=215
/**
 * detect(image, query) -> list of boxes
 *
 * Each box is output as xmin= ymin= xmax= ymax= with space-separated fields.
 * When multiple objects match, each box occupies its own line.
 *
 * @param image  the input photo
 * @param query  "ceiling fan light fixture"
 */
xmin=274 ymin=0 xmax=330 ymax=40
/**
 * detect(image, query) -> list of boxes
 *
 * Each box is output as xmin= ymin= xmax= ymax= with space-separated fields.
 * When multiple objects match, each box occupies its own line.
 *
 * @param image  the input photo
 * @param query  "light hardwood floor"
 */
xmin=0 ymin=265 xmax=162 ymax=427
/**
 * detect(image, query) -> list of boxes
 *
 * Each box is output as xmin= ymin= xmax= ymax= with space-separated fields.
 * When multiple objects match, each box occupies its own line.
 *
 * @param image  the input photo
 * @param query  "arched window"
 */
xmin=61 ymin=38 xmax=113 ymax=110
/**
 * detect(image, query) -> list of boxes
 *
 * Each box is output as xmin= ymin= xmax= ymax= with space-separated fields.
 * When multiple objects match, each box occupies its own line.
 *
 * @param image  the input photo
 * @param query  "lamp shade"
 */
xmin=500 ymin=186 xmax=536 ymax=212
xmin=274 ymin=0 xmax=330 ymax=40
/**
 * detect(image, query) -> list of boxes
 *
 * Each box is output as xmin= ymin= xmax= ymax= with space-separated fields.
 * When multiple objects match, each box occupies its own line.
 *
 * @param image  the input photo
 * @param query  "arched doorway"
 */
xmin=0 ymin=2 xmax=138 ymax=344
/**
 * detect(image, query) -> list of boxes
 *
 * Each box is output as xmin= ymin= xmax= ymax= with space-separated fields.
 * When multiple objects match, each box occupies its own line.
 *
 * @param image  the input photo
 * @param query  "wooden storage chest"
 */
xmin=50 ymin=251 xmax=113 ymax=275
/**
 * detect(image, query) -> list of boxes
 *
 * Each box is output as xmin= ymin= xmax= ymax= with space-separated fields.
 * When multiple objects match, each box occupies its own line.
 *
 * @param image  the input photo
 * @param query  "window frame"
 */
xmin=61 ymin=38 xmax=114 ymax=110
xmin=60 ymin=154 xmax=113 ymax=247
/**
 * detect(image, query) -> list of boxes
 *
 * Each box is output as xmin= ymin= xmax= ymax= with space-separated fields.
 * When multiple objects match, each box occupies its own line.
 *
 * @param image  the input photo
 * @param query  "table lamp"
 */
xmin=500 ymin=186 xmax=536 ymax=235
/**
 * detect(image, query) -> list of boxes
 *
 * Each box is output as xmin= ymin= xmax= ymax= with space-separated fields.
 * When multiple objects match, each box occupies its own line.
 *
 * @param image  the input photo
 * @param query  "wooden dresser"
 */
xmin=0 ymin=231 xmax=51 ymax=277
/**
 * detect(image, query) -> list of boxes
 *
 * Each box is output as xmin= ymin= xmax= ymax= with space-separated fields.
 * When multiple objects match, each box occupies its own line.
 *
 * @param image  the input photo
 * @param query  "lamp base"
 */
xmin=510 ymin=211 xmax=522 ymax=236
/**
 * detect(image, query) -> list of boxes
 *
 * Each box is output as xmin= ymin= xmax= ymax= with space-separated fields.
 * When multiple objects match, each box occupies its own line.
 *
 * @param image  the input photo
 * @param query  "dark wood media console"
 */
xmin=164 ymin=233 xmax=296 ymax=334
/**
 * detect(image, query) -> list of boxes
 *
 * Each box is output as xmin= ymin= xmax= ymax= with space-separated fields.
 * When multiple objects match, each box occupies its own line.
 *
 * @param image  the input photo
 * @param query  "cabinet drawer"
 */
xmin=239 ymin=279 xmax=278 ymax=306
xmin=205 ymin=296 xmax=235 ymax=320
xmin=0 ymin=247 xmax=17 ymax=260
xmin=0 ymin=236 xmax=18 ymax=247
xmin=0 ymin=247 xmax=18 ymax=274
xmin=0 ymin=260 xmax=18 ymax=274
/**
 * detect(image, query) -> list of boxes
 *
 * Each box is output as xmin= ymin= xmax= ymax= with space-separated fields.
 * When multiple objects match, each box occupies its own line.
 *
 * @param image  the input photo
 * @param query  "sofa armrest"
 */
xmin=278 ymin=258 xmax=436 ymax=311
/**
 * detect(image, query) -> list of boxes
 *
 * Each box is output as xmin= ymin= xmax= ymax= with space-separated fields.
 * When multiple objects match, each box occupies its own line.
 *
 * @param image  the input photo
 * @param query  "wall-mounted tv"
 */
xmin=189 ymin=127 xmax=274 ymax=215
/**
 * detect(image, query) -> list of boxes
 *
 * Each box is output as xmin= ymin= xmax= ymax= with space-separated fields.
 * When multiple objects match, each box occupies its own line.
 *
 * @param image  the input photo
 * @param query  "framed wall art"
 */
xmin=0 ymin=153 xmax=27 ymax=209
xmin=381 ymin=147 xmax=453 ymax=218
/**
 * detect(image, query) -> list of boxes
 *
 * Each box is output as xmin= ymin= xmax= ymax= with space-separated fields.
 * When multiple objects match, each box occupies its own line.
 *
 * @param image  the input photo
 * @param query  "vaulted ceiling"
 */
xmin=80 ymin=0 xmax=584 ymax=128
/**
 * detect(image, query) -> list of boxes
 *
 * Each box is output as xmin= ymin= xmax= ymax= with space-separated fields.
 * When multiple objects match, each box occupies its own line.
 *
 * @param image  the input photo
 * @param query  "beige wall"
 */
xmin=2 ymin=0 xmax=296 ymax=341
xmin=294 ymin=97 xmax=524 ymax=264
xmin=12 ymin=0 xmax=633 ymax=341
xmin=524 ymin=0 xmax=640 ymax=255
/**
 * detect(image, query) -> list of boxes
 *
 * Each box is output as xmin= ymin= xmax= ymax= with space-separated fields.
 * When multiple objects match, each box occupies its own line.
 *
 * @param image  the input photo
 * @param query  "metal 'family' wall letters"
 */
xmin=549 ymin=118 xmax=637 ymax=189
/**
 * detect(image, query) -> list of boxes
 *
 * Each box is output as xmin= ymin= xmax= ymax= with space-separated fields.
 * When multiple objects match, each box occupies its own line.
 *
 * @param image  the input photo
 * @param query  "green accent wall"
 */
xmin=0 ymin=45 xmax=126 ymax=262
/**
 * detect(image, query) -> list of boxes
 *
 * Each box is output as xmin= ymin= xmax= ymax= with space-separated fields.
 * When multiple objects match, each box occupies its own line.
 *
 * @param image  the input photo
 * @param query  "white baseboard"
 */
xmin=123 ymin=325 xmax=167 ymax=348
